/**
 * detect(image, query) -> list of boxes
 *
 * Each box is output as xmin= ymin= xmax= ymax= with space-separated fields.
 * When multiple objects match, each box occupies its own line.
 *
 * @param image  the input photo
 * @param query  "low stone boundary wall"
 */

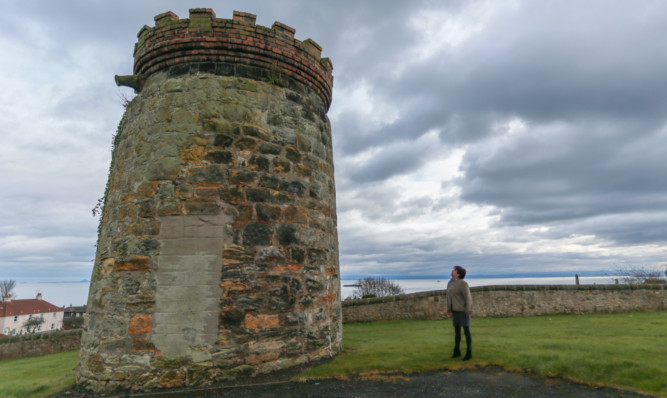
xmin=342 ymin=284 xmax=665 ymax=323
xmin=0 ymin=329 xmax=82 ymax=360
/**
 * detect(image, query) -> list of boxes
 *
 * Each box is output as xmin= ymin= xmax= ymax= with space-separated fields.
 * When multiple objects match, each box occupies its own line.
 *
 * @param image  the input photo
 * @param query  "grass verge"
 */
xmin=298 ymin=311 xmax=666 ymax=395
xmin=0 ymin=350 xmax=78 ymax=398
xmin=0 ymin=312 xmax=664 ymax=396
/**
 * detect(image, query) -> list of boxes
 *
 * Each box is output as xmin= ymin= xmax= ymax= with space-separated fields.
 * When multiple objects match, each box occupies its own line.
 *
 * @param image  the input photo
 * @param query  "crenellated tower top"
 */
xmin=125 ymin=9 xmax=333 ymax=109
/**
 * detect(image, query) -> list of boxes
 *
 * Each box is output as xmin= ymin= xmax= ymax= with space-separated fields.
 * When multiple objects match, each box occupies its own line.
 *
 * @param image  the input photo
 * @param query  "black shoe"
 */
xmin=462 ymin=352 xmax=472 ymax=361
xmin=451 ymin=349 xmax=461 ymax=358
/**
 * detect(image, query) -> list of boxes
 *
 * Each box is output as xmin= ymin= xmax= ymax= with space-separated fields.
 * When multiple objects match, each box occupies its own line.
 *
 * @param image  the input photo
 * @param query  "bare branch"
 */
xmin=0 ymin=279 xmax=16 ymax=301
xmin=612 ymin=264 xmax=666 ymax=285
xmin=353 ymin=277 xmax=404 ymax=299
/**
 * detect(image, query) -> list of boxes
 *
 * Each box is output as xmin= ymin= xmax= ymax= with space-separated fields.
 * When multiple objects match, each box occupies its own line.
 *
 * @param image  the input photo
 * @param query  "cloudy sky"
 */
xmin=1 ymin=0 xmax=666 ymax=283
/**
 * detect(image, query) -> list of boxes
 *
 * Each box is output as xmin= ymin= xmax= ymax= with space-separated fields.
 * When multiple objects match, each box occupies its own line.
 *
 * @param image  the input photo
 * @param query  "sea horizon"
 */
xmin=9 ymin=274 xmax=623 ymax=307
xmin=340 ymin=275 xmax=621 ymax=299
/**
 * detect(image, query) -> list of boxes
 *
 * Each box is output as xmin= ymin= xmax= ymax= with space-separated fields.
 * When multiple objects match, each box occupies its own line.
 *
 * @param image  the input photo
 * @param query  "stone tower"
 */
xmin=77 ymin=9 xmax=341 ymax=392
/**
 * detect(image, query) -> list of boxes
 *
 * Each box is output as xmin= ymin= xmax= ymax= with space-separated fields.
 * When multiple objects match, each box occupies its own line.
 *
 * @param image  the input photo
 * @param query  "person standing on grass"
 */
xmin=447 ymin=265 xmax=473 ymax=360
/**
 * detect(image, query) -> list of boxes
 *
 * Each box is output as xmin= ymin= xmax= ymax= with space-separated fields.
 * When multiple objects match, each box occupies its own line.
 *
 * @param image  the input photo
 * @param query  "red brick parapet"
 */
xmin=130 ymin=9 xmax=334 ymax=109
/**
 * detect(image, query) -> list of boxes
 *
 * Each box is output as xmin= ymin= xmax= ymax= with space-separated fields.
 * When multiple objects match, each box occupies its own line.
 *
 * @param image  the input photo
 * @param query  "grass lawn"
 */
xmin=0 ymin=350 xmax=78 ymax=398
xmin=299 ymin=311 xmax=666 ymax=395
xmin=0 ymin=312 xmax=664 ymax=397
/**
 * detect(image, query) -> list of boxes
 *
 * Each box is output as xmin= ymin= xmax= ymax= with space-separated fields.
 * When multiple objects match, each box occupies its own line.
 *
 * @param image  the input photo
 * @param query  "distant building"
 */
xmin=0 ymin=293 xmax=64 ymax=336
xmin=64 ymin=304 xmax=87 ymax=319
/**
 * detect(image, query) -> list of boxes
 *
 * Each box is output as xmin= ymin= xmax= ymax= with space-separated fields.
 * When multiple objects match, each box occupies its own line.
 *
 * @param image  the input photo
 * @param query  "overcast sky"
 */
xmin=1 ymin=0 xmax=666 ymax=283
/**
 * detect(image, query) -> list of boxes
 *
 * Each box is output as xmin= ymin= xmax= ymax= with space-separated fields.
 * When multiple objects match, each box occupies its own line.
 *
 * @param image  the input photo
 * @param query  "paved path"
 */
xmin=126 ymin=367 xmax=651 ymax=398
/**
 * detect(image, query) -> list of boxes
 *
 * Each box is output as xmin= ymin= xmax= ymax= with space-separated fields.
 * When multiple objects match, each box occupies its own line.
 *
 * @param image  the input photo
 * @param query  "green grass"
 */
xmin=0 ymin=312 xmax=664 ymax=397
xmin=0 ymin=350 xmax=78 ymax=398
xmin=298 ymin=311 xmax=666 ymax=395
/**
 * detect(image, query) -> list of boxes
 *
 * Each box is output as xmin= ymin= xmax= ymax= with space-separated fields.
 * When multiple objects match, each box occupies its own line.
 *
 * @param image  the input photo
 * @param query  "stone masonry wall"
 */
xmin=77 ymin=9 xmax=341 ymax=393
xmin=0 ymin=330 xmax=82 ymax=360
xmin=342 ymin=285 xmax=666 ymax=323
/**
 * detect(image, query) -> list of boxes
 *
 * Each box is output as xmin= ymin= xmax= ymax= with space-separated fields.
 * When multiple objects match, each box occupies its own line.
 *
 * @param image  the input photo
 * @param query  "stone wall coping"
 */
xmin=0 ymin=329 xmax=82 ymax=345
xmin=342 ymin=284 xmax=665 ymax=307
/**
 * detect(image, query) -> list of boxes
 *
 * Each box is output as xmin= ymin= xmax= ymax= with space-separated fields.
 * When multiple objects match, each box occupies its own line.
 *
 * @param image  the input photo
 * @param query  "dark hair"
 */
xmin=454 ymin=265 xmax=467 ymax=279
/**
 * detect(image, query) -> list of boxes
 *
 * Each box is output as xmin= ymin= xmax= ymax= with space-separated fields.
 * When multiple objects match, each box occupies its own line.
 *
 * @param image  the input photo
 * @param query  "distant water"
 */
xmin=12 ymin=276 xmax=620 ymax=307
xmin=340 ymin=276 xmax=620 ymax=300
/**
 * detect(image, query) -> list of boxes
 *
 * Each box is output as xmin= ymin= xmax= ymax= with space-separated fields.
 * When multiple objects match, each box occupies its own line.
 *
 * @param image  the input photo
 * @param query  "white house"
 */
xmin=0 ymin=293 xmax=64 ymax=336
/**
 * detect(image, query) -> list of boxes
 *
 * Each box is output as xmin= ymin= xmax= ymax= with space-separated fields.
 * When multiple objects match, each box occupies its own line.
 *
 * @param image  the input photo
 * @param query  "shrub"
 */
xmin=353 ymin=277 xmax=404 ymax=299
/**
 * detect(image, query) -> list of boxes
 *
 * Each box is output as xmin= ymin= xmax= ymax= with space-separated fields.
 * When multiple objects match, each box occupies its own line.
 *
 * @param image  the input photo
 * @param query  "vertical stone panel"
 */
xmin=77 ymin=9 xmax=341 ymax=393
xmin=152 ymin=214 xmax=229 ymax=359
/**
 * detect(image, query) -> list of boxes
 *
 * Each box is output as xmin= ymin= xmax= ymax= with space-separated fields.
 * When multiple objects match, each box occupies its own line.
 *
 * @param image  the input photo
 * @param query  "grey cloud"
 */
xmin=346 ymin=140 xmax=437 ymax=183
xmin=539 ymin=212 xmax=667 ymax=246
xmin=358 ymin=2 xmax=667 ymax=149
xmin=335 ymin=98 xmax=450 ymax=155
xmin=459 ymin=120 xmax=667 ymax=243
xmin=338 ymin=227 xmax=620 ymax=278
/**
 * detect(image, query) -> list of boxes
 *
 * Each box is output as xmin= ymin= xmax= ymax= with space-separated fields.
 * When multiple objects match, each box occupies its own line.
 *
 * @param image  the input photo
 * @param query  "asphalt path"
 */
xmin=119 ymin=367 xmax=652 ymax=398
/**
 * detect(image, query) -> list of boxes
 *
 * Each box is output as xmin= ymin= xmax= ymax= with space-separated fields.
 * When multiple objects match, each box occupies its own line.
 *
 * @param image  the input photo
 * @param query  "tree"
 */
xmin=353 ymin=277 xmax=405 ymax=299
xmin=613 ymin=264 xmax=666 ymax=285
xmin=23 ymin=317 xmax=45 ymax=334
xmin=0 ymin=279 xmax=16 ymax=301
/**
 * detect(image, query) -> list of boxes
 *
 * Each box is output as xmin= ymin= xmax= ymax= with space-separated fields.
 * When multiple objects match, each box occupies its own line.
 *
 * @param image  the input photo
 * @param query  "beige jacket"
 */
xmin=446 ymin=278 xmax=473 ymax=315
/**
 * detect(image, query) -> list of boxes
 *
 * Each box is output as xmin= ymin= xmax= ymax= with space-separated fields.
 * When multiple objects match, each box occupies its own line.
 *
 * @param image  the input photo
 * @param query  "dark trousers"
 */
xmin=454 ymin=325 xmax=472 ymax=354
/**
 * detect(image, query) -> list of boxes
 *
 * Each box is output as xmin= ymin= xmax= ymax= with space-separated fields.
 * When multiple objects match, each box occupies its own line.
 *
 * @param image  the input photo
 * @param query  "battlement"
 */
xmin=131 ymin=9 xmax=334 ymax=108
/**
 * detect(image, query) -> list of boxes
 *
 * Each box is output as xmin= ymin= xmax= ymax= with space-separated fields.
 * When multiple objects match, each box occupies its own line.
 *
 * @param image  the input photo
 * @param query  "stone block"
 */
xmin=114 ymin=255 xmax=150 ymax=272
xmin=193 ymin=186 xmax=220 ymax=200
xmin=184 ymin=202 xmax=222 ymax=215
xmin=242 ymin=224 xmax=273 ymax=246
xmin=244 ymin=313 xmax=280 ymax=330
xmin=223 ymin=244 xmax=255 ymax=264
xmin=285 ymin=146 xmax=301 ymax=162
xmin=230 ymin=170 xmax=258 ymax=186
xmin=235 ymin=137 xmax=258 ymax=150
xmin=180 ymin=146 xmax=206 ymax=163
xmin=147 ymin=157 xmax=180 ymax=180
xmin=272 ymin=157 xmax=291 ymax=173
xmin=205 ymin=151 xmax=234 ymax=164
xmin=285 ymin=247 xmax=305 ymax=264
xmin=284 ymin=206 xmax=308 ymax=224
xmin=256 ymin=204 xmax=281 ymax=222
xmin=248 ymin=155 xmax=270 ymax=171
xmin=276 ymin=224 xmax=299 ymax=246
xmin=213 ymin=133 xmax=233 ymax=147
xmin=258 ymin=142 xmax=282 ymax=155
xmin=159 ymin=369 xmax=186 ymax=388
xmin=259 ymin=174 xmax=281 ymax=190
xmin=219 ymin=187 xmax=246 ymax=204
xmin=187 ymin=165 xmax=227 ymax=184
xmin=203 ymin=119 xmax=238 ymax=135
xmin=242 ymin=124 xmax=270 ymax=140
xmin=128 ymin=314 xmax=152 ymax=335
xmin=157 ymin=202 xmax=183 ymax=216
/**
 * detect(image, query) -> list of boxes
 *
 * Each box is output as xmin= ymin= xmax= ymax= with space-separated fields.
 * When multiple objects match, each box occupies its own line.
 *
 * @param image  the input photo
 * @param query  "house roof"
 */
xmin=0 ymin=298 xmax=62 ymax=317
xmin=64 ymin=305 xmax=87 ymax=313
